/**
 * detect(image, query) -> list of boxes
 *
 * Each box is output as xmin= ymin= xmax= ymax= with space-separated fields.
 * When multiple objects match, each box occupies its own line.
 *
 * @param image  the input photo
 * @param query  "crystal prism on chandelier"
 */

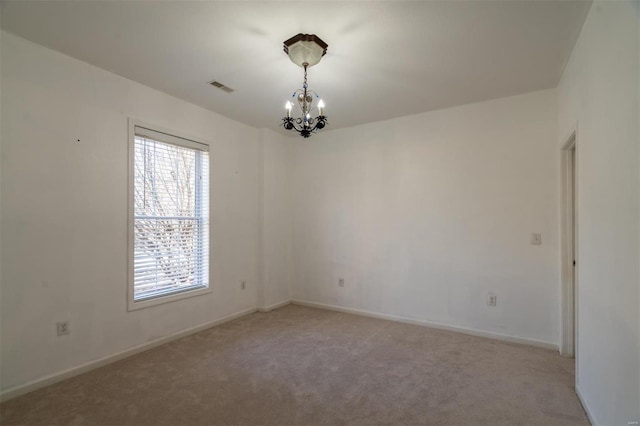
xmin=281 ymin=34 xmax=328 ymax=138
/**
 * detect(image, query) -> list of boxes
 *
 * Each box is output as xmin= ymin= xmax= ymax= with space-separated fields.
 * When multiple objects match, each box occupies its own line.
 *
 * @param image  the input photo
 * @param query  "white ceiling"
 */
xmin=1 ymin=1 xmax=591 ymax=133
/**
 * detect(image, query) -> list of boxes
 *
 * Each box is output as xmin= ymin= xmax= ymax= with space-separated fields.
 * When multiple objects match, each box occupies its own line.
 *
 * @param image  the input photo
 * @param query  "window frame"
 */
xmin=127 ymin=119 xmax=212 ymax=311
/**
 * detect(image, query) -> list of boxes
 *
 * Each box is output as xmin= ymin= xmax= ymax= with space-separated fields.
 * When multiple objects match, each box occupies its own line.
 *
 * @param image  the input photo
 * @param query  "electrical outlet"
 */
xmin=338 ymin=278 xmax=344 ymax=287
xmin=57 ymin=321 xmax=70 ymax=336
xmin=240 ymin=281 xmax=246 ymax=290
xmin=487 ymin=293 xmax=497 ymax=306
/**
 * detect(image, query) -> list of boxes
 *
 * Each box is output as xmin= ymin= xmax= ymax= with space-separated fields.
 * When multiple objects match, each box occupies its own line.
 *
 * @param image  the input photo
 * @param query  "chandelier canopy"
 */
xmin=281 ymin=34 xmax=328 ymax=138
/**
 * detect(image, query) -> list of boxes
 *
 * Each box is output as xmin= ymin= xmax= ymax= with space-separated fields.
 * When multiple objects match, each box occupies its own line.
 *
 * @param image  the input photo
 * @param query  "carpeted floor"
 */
xmin=1 ymin=304 xmax=588 ymax=426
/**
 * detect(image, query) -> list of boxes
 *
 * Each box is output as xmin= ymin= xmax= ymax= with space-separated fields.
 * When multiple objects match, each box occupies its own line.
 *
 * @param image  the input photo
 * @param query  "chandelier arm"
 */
xmin=282 ymin=115 xmax=328 ymax=138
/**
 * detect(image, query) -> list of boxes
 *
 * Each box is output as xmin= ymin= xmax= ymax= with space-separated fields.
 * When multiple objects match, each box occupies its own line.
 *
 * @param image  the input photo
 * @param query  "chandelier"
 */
xmin=281 ymin=34 xmax=328 ymax=138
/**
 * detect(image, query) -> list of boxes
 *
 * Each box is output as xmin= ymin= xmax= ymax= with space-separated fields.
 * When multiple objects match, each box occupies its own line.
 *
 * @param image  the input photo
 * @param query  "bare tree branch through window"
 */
xmin=133 ymin=136 xmax=209 ymax=301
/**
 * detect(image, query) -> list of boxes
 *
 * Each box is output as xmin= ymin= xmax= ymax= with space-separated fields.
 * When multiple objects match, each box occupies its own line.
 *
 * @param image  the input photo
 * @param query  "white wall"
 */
xmin=258 ymin=128 xmax=294 ymax=309
xmin=291 ymin=89 xmax=560 ymax=346
xmin=0 ymin=28 xmax=3 ymax=386
xmin=0 ymin=32 xmax=262 ymax=392
xmin=557 ymin=1 xmax=640 ymax=424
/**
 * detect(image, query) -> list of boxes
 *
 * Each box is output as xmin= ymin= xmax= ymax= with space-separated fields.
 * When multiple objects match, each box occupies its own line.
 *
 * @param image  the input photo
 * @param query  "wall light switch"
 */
xmin=531 ymin=233 xmax=542 ymax=245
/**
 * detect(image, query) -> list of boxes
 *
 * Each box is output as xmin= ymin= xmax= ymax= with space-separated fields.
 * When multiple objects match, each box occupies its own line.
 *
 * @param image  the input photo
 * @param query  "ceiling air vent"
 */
xmin=209 ymin=80 xmax=234 ymax=93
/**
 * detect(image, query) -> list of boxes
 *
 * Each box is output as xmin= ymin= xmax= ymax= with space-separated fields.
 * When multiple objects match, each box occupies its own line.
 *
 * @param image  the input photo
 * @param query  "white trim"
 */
xmin=257 ymin=136 xmax=266 ymax=309
xmin=129 ymin=118 xmax=214 ymax=151
xmin=129 ymin=287 xmax=213 ymax=311
xmin=560 ymin=134 xmax=576 ymax=356
xmin=258 ymin=299 xmax=291 ymax=312
xmin=560 ymin=124 xmax=578 ymax=360
xmin=292 ymin=299 xmax=558 ymax=351
xmin=127 ymin=118 xmax=213 ymax=311
xmin=128 ymin=118 xmax=135 ymax=308
xmin=134 ymin=125 xmax=209 ymax=152
xmin=0 ymin=307 xmax=257 ymax=403
xmin=575 ymin=384 xmax=595 ymax=425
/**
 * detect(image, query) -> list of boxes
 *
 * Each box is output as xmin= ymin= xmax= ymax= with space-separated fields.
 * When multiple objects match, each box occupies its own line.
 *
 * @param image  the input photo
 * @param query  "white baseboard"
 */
xmin=1 ymin=300 xmax=559 ymax=403
xmin=575 ymin=384 xmax=595 ymax=425
xmin=292 ymin=299 xmax=558 ymax=351
xmin=258 ymin=299 xmax=291 ymax=312
xmin=0 ymin=307 xmax=257 ymax=403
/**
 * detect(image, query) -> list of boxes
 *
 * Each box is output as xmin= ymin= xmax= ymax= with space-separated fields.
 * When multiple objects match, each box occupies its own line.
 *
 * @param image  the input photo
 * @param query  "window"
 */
xmin=128 ymin=122 xmax=210 ymax=310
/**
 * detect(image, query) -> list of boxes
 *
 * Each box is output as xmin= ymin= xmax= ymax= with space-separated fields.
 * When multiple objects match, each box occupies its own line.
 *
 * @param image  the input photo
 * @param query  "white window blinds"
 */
xmin=132 ymin=126 xmax=209 ymax=302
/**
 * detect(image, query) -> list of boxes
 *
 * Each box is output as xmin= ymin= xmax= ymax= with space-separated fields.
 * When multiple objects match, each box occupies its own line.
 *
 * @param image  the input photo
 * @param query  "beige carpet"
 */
xmin=1 ymin=304 xmax=588 ymax=425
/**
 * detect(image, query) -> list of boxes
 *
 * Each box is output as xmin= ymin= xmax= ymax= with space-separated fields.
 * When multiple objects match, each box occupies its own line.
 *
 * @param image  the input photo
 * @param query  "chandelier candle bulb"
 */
xmin=285 ymin=101 xmax=292 ymax=118
xmin=318 ymin=99 xmax=325 ymax=116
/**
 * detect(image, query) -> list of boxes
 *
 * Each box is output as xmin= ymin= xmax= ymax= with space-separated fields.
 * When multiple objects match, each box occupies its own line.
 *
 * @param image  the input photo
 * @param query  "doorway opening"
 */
xmin=561 ymin=131 xmax=577 ymax=362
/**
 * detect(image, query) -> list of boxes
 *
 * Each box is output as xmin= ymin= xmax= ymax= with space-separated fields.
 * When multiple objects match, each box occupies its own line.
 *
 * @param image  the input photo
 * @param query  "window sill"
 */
xmin=127 ymin=286 xmax=211 ymax=311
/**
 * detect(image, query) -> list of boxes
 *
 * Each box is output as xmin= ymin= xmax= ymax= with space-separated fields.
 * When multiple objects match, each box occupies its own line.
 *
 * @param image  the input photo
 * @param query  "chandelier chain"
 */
xmin=303 ymin=64 xmax=309 ymax=115
xmin=303 ymin=64 xmax=308 ymax=89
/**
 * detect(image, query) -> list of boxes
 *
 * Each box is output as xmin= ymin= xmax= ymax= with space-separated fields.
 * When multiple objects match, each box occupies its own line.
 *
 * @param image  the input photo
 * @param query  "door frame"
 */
xmin=560 ymin=126 xmax=578 ymax=362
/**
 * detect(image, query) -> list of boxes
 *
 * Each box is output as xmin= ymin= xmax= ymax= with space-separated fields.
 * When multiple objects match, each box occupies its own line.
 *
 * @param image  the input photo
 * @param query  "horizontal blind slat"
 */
xmin=133 ymin=135 xmax=209 ymax=302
